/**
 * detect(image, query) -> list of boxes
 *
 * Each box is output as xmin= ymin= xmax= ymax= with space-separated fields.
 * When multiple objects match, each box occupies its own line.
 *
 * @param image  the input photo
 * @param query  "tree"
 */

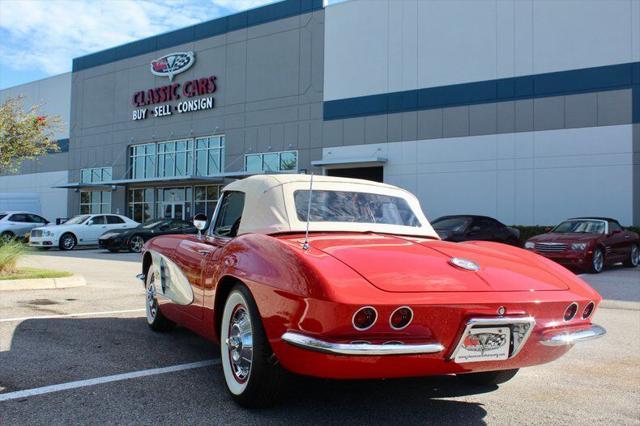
xmin=0 ymin=96 xmax=62 ymax=173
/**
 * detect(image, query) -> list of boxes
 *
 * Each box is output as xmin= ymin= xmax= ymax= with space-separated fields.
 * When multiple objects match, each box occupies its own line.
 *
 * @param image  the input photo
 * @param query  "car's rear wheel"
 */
xmin=129 ymin=235 xmax=145 ymax=253
xmin=220 ymin=284 xmax=287 ymax=408
xmin=59 ymin=233 xmax=77 ymax=251
xmin=1 ymin=231 xmax=15 ymax=242
xmin=589 ymin=247 xmax=604 ymax=273
xmin=457 ymin=368 xmax=519 ymax=385
xmin=623 ymin=244 xmax=639 ymax=268
xmin=145 ymin=264 xmax=174 ymax=332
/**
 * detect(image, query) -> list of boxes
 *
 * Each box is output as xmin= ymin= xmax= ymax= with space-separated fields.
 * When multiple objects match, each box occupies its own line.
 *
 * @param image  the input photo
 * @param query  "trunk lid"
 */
xmin=306 ymin=233 xmax=568 ymax=293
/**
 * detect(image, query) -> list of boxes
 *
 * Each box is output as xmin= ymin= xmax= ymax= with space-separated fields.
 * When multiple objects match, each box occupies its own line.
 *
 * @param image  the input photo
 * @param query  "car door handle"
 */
xmin=196 ymin=249 xmax=212 ymax=255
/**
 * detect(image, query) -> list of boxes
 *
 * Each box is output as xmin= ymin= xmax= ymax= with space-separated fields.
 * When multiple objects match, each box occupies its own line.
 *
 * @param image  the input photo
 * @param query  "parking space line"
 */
xmin=0 ymin=359 xmax=220 ymax=402
xmin=0 ymin=309 xmax=146 ymax=323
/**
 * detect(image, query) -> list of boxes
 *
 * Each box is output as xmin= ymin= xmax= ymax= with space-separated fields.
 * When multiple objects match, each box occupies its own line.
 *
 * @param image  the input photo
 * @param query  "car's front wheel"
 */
xmin=589 ymin=247 xmax=604 ymax=273
xmin=145 ymin=264 xmax=174 ymax=332
xmin=457 ymin=368 xmax=519 ymax=386
xmin=220 ymin=284 xmax=287 ymax=408
xmin=59 ymin=233 xmax=77 ymax=250
xmin=129 ymin=235 xmax=145 ymax=253
xmin=623 ymin=244 xmax=639 ymax=268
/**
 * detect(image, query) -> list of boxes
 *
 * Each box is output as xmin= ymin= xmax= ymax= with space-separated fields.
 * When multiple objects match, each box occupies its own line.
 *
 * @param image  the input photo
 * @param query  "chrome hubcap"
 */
xmin=593 ymin=250 xmax=603 ymax=271
xmin=131 ymin=237 xmax=144 ymax=252
xmin=631 ymin=246 xmax=639 ymax=266
xmin=146 ymin=279 xmax=157 ymax=322
xmin=225 ymin=305 xmax=253 ymax=383
xmin=63 ymin=236 xmax=74 ymax=249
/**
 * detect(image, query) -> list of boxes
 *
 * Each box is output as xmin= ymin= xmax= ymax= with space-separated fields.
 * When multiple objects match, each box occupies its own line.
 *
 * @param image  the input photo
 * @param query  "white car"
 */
xmin=0 ymin=211 xmax=50 ymax=241
xmin=29 ymin=214 xmax=139 ymax=250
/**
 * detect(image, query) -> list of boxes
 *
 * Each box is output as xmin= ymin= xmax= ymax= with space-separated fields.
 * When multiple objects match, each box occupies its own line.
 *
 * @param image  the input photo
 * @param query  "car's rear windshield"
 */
xmin=293 ymin=190 xmax=421 ymax=227
xmin=553 ymin=220 xmax=605 ymax=234
xmin=432 ymin=217 xmax=471 ymax=231
xmin=0 ymin=214 xmax=6 ymax=220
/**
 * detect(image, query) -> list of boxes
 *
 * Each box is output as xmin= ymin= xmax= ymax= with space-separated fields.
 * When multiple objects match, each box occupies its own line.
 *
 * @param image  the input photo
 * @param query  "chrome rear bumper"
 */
xmin=540 ymin=324 xmax=606 ymax=346
xmin=281 ymin=332 xmax=444 ymax=356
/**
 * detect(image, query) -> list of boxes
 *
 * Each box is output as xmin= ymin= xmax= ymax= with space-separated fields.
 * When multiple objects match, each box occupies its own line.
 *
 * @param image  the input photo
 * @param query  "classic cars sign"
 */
xmin=150 ymin=51 xmax=195 ymax=82
xmin=131 ymin=51 xmax=217 ymax=121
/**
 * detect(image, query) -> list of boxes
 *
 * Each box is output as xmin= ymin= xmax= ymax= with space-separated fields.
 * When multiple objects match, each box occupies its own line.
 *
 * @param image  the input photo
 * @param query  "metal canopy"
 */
xmin=311 ymin=157 xmax=387 ymax=168
xmin=52 ymin=171 xmax=300 ymax=190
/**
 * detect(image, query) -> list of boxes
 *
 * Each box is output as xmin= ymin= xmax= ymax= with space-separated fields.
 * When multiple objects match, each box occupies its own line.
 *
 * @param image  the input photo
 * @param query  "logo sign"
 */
xmin=150 ymin=51 xmax=195 ymax=82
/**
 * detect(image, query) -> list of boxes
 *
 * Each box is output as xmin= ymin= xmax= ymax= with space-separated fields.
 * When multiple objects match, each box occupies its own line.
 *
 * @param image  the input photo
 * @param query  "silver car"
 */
xmin=0 ymin=211 xmax=50 ymax=241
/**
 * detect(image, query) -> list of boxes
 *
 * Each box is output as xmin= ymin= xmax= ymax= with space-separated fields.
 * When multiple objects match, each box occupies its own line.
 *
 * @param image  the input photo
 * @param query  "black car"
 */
xmin=431 ymin=215 xmax=520 ymax=246
xmin=99 ymin=219 xmax=197 ymax=253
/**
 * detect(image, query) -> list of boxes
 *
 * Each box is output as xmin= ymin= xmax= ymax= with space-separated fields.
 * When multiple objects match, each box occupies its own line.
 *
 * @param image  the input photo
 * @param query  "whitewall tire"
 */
xmin=145 ymin=264 xmax=174 ymax=332
xmin=220 ymin=284 xmax=287 ymax=407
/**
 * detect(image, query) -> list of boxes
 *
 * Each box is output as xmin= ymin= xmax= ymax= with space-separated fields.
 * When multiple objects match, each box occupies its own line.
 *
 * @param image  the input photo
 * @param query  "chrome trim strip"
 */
xmin=448 ymin=316 xmax=536 ymax=361
xmin=540 ymin=324 xmax=606 ymax=347
xmin=281 ymin=332 xmax=444 ymax=356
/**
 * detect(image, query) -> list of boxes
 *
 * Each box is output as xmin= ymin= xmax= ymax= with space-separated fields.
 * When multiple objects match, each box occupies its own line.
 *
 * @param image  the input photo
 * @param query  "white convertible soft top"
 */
xmin=223 ymin=174 xmax=438 ymax=238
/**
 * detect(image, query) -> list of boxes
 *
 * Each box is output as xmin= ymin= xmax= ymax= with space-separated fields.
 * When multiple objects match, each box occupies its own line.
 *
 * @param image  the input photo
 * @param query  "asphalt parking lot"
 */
xmin=1 ymin=249 xmax=638 ymax=425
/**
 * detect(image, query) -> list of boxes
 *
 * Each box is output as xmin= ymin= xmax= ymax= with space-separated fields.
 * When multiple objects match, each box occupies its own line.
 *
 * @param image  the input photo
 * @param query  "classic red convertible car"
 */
xmin=525 ymin=217 xmax=639 ymax=273
xmin=138 ymin=175 xmax=605 ymax=407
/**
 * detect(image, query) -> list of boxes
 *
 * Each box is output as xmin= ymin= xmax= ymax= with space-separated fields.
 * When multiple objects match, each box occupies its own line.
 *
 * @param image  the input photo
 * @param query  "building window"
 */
xmin=195 ymin=135 xmax=224 ymax=176
xmin=80 ymin=191 xmax=111 ymax=214
xmin=81 ymin=167 xmax=112 ymax=183
xmin=245 ymin=150 xmax=297 ymax=173
xmin=194 ymin=185 xmax=221 ymax=218
xmin=129 ymin=135 xmax=224 ymax=180
xmin=130 ymin=143 xmax=156 ymax=180
xmin=128 ymin=188 xmax=155 ymax=223
xmin=158 ymin=139 xmax=193 ymax=177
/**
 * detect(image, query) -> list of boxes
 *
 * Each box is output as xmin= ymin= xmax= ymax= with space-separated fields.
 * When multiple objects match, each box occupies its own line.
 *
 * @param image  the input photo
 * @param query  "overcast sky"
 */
xmin=0 ymin=0 xmax=338 ymax=89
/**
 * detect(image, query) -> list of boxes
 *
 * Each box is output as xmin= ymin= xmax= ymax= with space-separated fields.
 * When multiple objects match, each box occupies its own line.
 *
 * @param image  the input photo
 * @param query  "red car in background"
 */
xmin=525 ymin=217 xmax=639 ymax=273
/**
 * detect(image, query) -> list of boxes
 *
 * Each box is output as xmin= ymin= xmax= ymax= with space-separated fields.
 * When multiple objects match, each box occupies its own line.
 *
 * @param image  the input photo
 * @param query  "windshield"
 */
xmin=432 ymin=217 xmax=471 ymax=232
xmin=294 ymin=190 xmax=421 ymax=227
xmin=65 ymin=215 xmax=91 ymax=225
xmin=142 ymin=220 xmax=165 ymax=229
xmin=552 ymin=220 xmax=605 ymax=234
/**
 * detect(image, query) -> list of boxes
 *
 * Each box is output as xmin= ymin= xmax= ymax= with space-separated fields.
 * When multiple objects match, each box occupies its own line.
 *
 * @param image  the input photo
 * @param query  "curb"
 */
xmin=0 ymin=275 xmax=86 ymax=291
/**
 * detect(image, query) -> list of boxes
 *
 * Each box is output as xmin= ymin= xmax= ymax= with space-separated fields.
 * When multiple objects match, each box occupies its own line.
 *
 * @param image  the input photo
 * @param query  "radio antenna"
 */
xmin=302 ymin=172 xmax=314 ymax=250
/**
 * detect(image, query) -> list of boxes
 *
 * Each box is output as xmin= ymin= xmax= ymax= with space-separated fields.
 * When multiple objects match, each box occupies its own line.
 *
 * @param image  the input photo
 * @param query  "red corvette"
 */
xmin=138 ymin=175 xmax=605 ymax=407
xmin=525 ymin=217 xmax=639 ymax=273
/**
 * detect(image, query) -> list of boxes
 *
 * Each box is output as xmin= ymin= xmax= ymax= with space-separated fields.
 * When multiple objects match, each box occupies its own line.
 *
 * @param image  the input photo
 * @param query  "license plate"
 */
xmin=454 ymin=326 xmax=511 ymax=363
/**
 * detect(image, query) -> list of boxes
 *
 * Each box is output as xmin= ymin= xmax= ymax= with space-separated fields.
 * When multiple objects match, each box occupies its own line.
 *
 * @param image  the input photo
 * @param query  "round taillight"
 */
xmin=389 ymin=306 xmax=413 ymax=330
xmin=582 ymin=301 xmax=595 ymax=319
xmin=564 ymin=302 xmax=578 ymax=321
xmin=352 ymin=307 xmax=377 ymax=331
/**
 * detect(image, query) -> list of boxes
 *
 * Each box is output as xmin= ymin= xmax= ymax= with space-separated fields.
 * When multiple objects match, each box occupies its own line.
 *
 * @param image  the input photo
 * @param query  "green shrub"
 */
xmin=0 ymin=241 xmax=27 ymax=275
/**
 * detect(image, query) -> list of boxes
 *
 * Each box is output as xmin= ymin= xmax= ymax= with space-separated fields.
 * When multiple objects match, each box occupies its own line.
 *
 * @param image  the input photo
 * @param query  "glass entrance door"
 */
xmin=163 ymin=202 xmax=185 ymax=220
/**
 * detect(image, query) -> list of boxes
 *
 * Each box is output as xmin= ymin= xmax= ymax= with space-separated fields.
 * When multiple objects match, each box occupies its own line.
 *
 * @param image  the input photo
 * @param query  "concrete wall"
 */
xmin=324 ymin=0 xmax=640 ymax=101
xmin=0 ymin=171 xmax=69 ymax=221
xmin=0 ymin=74 xmax=71 ymax=217
xmin=69 ymin=9 xmax=326 ymax=214
xmin=0 ymin=73 xmax=71 ymax=140
xmin=321 ymin=125 xmax=635 ymax=226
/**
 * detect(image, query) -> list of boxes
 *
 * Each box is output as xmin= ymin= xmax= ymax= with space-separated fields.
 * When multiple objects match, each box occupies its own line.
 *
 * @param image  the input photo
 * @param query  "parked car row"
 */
xmin=3 ymin=207 xmax=638 ymax=274
xmin=432 ymin=214 xmax=639 ymax=273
